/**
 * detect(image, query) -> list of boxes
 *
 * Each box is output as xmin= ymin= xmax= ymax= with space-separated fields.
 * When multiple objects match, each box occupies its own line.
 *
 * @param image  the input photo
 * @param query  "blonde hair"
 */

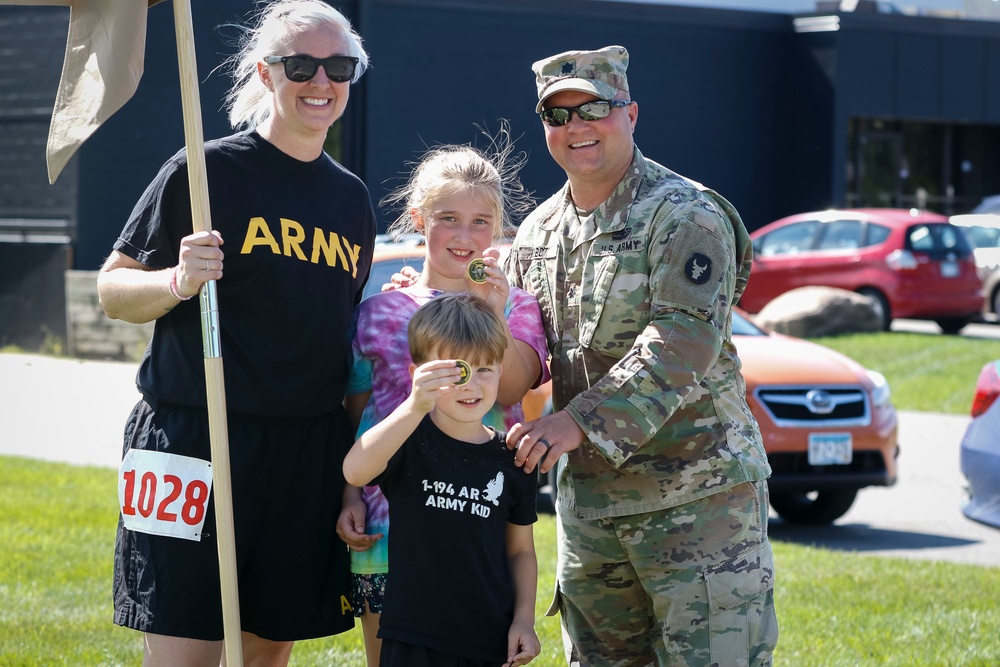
xmin=223 ymin=0 xmax=370 ymax=130
xmin=408 ymin=294 xmax=507 ymax=366
xmin=381 ymin=123 xmax=533 ymax=240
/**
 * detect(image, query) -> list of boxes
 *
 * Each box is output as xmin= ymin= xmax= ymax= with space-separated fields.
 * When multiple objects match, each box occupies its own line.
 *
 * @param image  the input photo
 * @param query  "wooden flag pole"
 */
xmin=171 ymin=1 xmax=243 ymax=664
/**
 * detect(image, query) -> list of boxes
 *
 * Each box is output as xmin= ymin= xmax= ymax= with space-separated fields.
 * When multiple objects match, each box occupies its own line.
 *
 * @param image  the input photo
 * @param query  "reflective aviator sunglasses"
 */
xmin=263 ymin=54 xmax=358 ymax=83
xmin=539 ymin=99 xmax=633 ymax=127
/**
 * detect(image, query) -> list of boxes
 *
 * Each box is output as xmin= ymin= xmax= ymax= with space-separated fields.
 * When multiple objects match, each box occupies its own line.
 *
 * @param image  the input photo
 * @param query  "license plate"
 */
xmin=940 ymin=261 xmax=959 ymax=278
xmin=808 ymin=432 xmax=853 ymax=465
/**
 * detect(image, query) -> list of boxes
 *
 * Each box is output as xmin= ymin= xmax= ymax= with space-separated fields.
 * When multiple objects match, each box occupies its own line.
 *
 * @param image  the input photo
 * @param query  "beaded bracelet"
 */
xmin=168 ymin=266 xmax=193 ymax=301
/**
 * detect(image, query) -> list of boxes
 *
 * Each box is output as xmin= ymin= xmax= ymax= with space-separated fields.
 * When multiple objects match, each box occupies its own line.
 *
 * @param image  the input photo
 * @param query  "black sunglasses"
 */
xmin=263 ymin=54 xmax=358 ymax=83
xmin=539 ymin=100 xmax=633 ymax=127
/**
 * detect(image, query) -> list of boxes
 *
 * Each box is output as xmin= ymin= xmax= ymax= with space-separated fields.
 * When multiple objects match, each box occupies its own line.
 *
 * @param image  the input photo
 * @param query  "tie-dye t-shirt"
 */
xmin=347 ymin=285 xmax=549 ymax=574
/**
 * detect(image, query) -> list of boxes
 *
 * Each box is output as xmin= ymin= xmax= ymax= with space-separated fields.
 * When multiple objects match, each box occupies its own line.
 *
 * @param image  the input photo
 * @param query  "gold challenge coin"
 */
xmin=454 ymin=360 xmax=472 ymax=385
xmin=467 ymin=258 xmax=488 ymax=283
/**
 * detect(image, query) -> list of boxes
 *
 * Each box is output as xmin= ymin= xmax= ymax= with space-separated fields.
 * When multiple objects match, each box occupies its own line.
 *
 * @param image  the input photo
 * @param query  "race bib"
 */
xmin=118 ymin=449 xmax=213 ymax=542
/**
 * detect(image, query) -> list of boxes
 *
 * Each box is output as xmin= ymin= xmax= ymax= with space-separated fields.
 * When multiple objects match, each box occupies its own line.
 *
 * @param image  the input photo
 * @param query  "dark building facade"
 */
xmin=787 ymin=11 xmax=1000 ymax=217
xmin=1 ymin=0 xmax=999 ymax=350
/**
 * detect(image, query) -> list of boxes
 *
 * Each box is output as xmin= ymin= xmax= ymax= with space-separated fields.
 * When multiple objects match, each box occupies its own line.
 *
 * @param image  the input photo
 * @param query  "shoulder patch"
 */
xmin=684 ymin=252 xmax=712 ymax=285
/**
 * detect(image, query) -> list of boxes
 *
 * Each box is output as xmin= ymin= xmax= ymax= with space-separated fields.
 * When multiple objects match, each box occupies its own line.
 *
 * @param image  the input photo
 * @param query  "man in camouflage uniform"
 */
xmin=505 ymin=45 xmax=779 ymax=666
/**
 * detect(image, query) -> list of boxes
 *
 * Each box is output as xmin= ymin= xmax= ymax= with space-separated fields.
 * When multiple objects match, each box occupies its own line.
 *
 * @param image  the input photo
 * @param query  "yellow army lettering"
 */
xmin=239 ymin=216 xmax=364 ymax=277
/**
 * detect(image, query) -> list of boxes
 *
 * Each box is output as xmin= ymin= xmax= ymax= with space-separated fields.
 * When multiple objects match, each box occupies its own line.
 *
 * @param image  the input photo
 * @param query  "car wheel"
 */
xmin=769 ymin=488 xmax=858 ymax=525
xmin=935 ymin=317 xmax=971 ymax=335
xmin=856 ymin=287 xmax=891 ymax=331
xmin=992 ymin=286 xmax=1000 ymax=318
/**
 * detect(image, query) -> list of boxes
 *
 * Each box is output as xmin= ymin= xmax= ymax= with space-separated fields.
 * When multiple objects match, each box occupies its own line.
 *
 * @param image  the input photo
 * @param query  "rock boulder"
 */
xmin=753 ymin=286 xmax=883 ymax=337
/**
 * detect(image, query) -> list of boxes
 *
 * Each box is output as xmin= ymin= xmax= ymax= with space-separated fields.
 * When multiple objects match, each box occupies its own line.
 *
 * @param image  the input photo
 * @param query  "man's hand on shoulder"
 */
xmin=506 ymin=410 xmax=585 ymax=474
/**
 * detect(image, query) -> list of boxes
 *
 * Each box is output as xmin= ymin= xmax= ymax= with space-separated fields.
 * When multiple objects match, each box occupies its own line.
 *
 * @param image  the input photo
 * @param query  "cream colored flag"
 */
xmin=2 ymin=0 xmax=161 ymax=183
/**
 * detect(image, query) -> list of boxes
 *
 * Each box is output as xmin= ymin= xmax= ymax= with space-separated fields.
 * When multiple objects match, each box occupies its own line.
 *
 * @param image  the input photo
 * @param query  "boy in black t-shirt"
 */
xmin=343 ymin=293 xmax=540 ymax=667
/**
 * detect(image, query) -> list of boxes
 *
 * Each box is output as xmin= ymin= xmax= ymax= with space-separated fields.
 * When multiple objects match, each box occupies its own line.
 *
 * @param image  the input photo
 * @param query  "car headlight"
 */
xmin=866 ymin=370 xmax=892 ymax=408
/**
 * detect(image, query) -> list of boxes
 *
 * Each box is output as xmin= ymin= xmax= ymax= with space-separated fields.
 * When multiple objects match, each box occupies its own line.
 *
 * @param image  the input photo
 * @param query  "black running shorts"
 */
xmin=113 ymin=398 xmax=355 ymax=641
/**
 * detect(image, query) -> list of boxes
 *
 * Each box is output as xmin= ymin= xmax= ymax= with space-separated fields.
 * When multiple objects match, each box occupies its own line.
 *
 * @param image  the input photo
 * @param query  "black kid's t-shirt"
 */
xmin=376 ymin=416 xmax=538 ymax=663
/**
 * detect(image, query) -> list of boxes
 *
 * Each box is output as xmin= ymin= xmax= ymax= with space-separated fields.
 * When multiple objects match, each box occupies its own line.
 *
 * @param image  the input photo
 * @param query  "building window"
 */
xmin=847 ymin=118 xmax=1000 ymax=214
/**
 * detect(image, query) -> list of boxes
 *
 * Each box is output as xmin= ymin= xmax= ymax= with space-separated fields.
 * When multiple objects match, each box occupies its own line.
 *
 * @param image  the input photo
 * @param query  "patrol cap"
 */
xmin=532 ymin=45 xmax=630 ymax=113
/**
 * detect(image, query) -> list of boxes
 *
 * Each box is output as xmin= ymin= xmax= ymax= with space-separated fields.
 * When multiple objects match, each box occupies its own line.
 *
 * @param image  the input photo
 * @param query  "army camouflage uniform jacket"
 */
xmin=506 ymin=147 xmax=772 ymax=520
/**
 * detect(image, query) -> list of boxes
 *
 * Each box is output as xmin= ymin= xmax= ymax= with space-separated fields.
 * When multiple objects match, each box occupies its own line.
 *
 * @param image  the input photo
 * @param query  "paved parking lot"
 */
xmin=770 ymin=410 xmax=1000 ymax=568
xmin=2 ymin=348 xmax=999 ymax=568
xmin=891 ymin=317 xmax=1000 ymax=339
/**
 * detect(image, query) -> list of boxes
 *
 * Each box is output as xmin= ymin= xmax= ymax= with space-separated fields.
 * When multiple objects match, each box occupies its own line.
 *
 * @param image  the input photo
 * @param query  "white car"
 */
xmin=951 ymin=213 xmax=1000 ymax=317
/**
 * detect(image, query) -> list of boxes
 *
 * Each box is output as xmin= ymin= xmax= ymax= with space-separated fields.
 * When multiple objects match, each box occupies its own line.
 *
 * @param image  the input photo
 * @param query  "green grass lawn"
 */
xmin=3 ymin=457 xmax=1000 ymax=666
xmin=807 ymin=330 xmax=1000 ymax=415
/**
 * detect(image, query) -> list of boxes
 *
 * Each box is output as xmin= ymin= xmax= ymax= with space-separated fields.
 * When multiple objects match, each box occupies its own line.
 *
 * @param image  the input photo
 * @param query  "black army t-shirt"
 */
xmin=115 ymin=131 xmax=375 ymax=418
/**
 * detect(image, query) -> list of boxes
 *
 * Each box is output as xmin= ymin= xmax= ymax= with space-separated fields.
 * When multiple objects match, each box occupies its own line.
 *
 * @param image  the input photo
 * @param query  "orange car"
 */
xmin=363 ymin=244 xmax=899 ymax=524
xmin=733 ymin=308 xmax=898 ymax=524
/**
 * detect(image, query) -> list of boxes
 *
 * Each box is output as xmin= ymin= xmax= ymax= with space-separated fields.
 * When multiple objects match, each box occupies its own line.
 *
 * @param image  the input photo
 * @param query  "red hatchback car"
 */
xmin=740 ymin=208 xmax=983 ymax=333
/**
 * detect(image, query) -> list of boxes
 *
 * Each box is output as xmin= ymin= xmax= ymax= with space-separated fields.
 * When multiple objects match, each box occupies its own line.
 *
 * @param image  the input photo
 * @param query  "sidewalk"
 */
xmin=0 ymin=353 xmax=139 ymax=468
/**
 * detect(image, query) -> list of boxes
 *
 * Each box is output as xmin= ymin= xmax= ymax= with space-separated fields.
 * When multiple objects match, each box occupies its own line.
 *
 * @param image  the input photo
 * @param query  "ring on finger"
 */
xmin=537 ymin=437 xmax=550 ymax=452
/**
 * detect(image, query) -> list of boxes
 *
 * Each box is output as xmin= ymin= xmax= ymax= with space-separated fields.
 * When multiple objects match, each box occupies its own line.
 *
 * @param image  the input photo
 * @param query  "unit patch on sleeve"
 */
xmin=684 ymin=252 xmax=712 ymax=285
xmin=654 ymin=220 xmax=728 ymax=316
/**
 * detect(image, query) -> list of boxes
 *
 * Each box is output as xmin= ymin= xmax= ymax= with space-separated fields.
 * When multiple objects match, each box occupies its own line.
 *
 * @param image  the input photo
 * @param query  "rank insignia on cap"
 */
xmin=685 ymin=253 xmax=712 ymax=285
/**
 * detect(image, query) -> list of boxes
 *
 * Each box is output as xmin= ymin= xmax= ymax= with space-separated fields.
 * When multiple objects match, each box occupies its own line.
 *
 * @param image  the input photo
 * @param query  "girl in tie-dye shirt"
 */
xmin=339 ymin=141 xmax=549 ymax=667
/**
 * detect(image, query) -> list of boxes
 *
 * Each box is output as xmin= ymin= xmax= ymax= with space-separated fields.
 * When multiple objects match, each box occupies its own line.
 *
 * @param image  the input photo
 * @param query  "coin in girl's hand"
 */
xmin=467 ymin=258 xmax=488 ymax=284
xmin=454 ymin=360 xmax=472 ymax=385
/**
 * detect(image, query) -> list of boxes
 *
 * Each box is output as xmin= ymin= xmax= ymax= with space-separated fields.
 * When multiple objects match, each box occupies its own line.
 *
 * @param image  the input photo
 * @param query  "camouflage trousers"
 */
xmin=548 ymin=480 xmax=778 ymax=667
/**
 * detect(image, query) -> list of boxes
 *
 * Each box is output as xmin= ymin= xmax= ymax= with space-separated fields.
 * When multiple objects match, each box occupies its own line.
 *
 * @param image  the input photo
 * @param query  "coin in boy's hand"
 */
xmin=454 ymin=360 xmax=472 ymax=385
xmin=467 ymin=258 xmax=488 ymax=284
